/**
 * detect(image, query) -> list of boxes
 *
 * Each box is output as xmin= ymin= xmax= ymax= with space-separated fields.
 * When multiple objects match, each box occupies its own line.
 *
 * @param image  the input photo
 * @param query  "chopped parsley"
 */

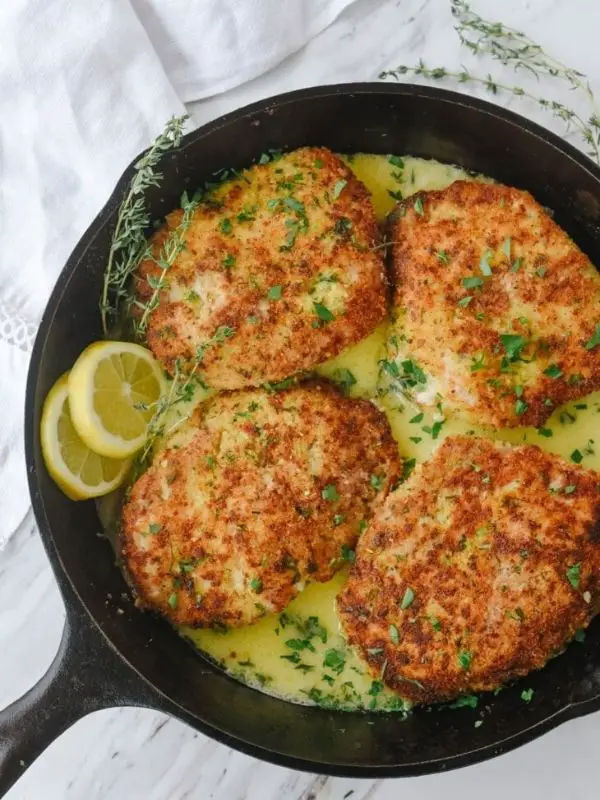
xmin=249 ymin=577 xmax=263 ymax=593
xmin=400 ymin=587 xmax=415 ymax=609
xmin=222 ymin=253 xmax=236 ymax=268
xmin=340 ymin=544 xmax=355 ymax=562
xmin=566 ymin=562 xmax=581 ymax=589
xmin=331 ymin=368 xmax=356 ymax=393
xmin=535 ymin=265 xmax=547 ymax=278
xmin=500 ymin=334 xmax=526 ymax=362
xmin=502 ymin=237 xmax=511 ymax=258
xmin=314 ymin=158 xmax=324 ymax=168
xmin=544 ymin=363 xmax=562 ymax=379
xmin=462 ymin=276 xmax=484 ymax=289
xmin=511 ymin=257 xmax=523 ymax=272
xmin=370 ymin=474 xmax=384 ymax=490
xmin=323 ymin=648 xmax=346 ymax=674
xmin=402 ymin=458 xmax=416 ymax=480
xmin=388 ymin=188 xmax=403 ymax=201
xmin=313 ymin=302 xmax=335 ymax=323
xmin=585 ymin=324 xmax=600 ymax=350
xmin=521 ymin=688 xmax=534 ymax=703
xmin=389 ymin=624 xmax=400 ymax=644
xmin=538 ymin=427 xmax=553 ymax=438
xmin=267 ymin=284 xmax=283 ymax=300
xmin=219 ymin=218 xmax=232 ymax=235
xmin=332 ymin=179 xmax=347 ymax=199
xmin=458 ymin=649 xmax=473 ymax=670
xmin=429 ymin=615 xmax=442 ymax=632
xmin=458 ymin=295 xmax=473 ymax=308
xmin=479 ymin=249 xmax=493 ymax=276
xmin=388 ymin=155 xmax=404 ymax=168
xmin=413 ymin=197 xmax=425 ymax=216
xmin=571 ymin=449 xmax=583 ymax=464
xmin=322 ymin=484 xmax=340 ymax=502
xmin=449 ymin=694 xmax=478 ymax=709
xmin=167 ymin=592 xmax=178 ymax=610
xmin=148 ymin=523 xmax=162 ymax=535
xmin=437 ymin=249 xmax=450 ymax=264
xmin=333 ymin=514 xmax=346 ymax=527
xmin=409 ymin=412 xmax=424 ymax=424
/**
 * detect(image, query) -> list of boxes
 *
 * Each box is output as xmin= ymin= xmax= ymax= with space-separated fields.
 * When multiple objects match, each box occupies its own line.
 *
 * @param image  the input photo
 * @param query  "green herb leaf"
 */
xmin=521 ymin=688 xmax=534 ymax=704
xmin=400 ymin=587 xmax=415 ymax=609
xmin=479 ymin=249 xmax=493 ymax=276
xmin=502 ymin=237 xmax=511 ymax=258
xmin=388 ymin=155 xmax=404 ymax=168
xmin=148 ymin=523 xmax=162 ymax=535
xmin=249 ymin=577 xmax=263 ymax=593
xmin=332 ymin=179 xmax=347 ymax=199
xmin=449 ymin=694 xmax=478 ymax=709
xmin=333 ymin=514 xmax=346 ymax=527
xmin=458 ymin=649 xmax=472 ymax=670
xmin=544 ymin=363 xmax=563 ymax=379
xmin=458 ymin=295 xmax=473 ymax=307
xmin=413 ymin=197 xmax=425 ymax=216
xmin=584 ymin=324 xmax=600 ymax=350
xmin=268 ymin=284 xmax=283 ymax=300
xmin=341 ymin=544 xmax=355 ymax=562
xmin=323 ymin=648 xmax=346 ymax=674
xmin=322 ymin=484 xmax=340 ymax=502
xmin=462 ymin=276 xmax=484 ymax=289
xmin=500 ymin=334 xmax=526 ymax=361
xmin=167 ymin=592 xmax=178 ymax=609
xmin=437 ymin=249 xmax=450 ymax=264
xmin=313 ymin=302 xmax=335 ymax=323
xmin=223 ymin=253 xmax=236 ymax=268
xmin=389 ymin=624 xmax=400 ymax=644
xmin=331 ymin=368 xmax=356 ymax=392
xmin=219 ymin=218 xmax=233 ymax=235
xmin=538 ymin=427 xmax=553 ymax=438
xmin=566 ymin=562 xmax=581 ymax=589
xmin=571 ymin=449 xmax=583 ymax=464
xmin=370 ymin=474 xmax=385 ymax=491
xmin=409 ymin=413 xmax=424 ymax=423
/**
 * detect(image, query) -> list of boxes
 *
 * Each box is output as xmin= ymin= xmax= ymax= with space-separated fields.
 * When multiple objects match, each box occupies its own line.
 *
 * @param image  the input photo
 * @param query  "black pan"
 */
xmin=2 ymin=83 xmax=600 ymax=795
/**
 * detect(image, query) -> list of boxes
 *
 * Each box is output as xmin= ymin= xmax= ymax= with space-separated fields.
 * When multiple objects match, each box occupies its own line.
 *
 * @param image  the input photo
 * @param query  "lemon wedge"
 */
xmin=68 ymin=341 xmax=166 ymax=459
xmin=41 ymin=373 xmax=131 ymax=500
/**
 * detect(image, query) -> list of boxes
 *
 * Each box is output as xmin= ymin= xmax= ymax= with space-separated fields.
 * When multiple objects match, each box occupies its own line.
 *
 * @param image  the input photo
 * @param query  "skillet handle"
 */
xmin=0 ymin=607 xmax=156 ymax=797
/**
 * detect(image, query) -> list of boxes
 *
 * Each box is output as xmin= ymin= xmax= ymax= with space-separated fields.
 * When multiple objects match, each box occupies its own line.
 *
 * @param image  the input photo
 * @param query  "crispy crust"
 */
xmin=135 ymin=147 xmax=387 ymax=389
xmin=385 ymin=181 xmax=600 ymax=428
xmin=338 ymin=435 xmax=600 ymax=704
xmin=121 ymin=382 xmax=400 ymax=628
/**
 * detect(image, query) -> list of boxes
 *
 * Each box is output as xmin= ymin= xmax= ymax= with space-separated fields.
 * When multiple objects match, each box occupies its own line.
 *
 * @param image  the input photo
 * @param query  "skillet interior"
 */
xmin=26 ymin=84 xmax=600 ymax=776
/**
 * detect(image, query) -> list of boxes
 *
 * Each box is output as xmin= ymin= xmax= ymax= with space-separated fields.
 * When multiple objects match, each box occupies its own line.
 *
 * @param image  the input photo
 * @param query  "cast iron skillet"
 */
xmin=2 ymin=83 xmax=600 ymax=795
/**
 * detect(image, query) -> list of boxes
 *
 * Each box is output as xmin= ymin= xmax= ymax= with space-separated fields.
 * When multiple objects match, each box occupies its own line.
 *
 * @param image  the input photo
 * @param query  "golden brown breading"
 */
xmin=121 ymin=382 xmax=400 ymax=628
xmin=135 ymin=147 xmax=387 ymax=389
xmin=384 ymin=181 xmax=600 ymax=428
xmin=337 ymin=435 xmax=600 ymax=704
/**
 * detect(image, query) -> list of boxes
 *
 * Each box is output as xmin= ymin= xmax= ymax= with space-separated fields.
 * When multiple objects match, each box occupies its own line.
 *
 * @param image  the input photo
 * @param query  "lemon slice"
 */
xmin=68 ymin=341 xmax=166 ymax=459
xmin=41 ymin=373 xmax=131 ymax=500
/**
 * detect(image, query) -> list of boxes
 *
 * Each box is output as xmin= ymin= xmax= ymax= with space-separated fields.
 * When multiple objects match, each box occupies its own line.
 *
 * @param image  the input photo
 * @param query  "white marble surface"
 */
xmin=3 ymin=0 xmax=600 ymax=797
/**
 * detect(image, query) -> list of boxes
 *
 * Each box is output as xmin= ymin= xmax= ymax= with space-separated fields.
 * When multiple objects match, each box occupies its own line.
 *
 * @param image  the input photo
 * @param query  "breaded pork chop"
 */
xmin=383 ymin=181 xmax=600 ymax=428
xmin=135 ymin=147 xmax=387 ymax=389
xmin=121 ymin=382 xmax=400 ymax=629
xmin=338 ymin=435 xmax=600 ymax=704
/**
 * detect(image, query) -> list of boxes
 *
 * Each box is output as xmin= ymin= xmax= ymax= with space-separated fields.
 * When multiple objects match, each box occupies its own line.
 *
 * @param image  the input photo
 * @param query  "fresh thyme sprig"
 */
xmin=135 ymin=325 xmax=235 ymax=471
xmin=100 ymin=115 xmax=189 ymax=336
xmin=451 ymin=0 xmax=599 ymax=112
xmin=380 ymin=2 xmax=600 ymax=165
xmin=380 ymin=61 xmax=599 ymax=163
xmin=133 ymin=190 xmax=201 ymax=336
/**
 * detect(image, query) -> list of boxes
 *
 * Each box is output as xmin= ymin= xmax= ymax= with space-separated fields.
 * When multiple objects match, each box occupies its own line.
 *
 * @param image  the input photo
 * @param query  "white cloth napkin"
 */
xmin=0 ymin=0 xmax=354 ymax=547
